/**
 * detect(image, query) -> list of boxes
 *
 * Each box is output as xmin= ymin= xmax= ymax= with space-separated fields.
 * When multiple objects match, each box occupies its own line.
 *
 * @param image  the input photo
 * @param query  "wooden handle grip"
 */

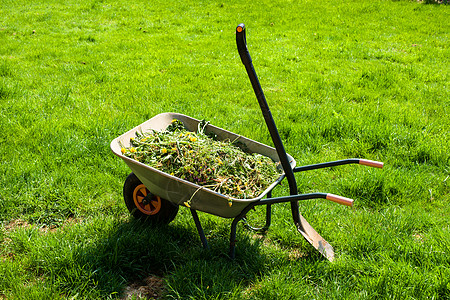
xmin=326 ymin=194 xmax=354 ymax=207
xmin=359 ymin=159 xmax=384 ymax=169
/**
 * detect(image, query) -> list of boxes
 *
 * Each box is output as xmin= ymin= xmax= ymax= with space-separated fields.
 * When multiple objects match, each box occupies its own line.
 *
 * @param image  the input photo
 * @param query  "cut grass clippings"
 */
xmin=122 ymin=119 xmax=281 ymax=202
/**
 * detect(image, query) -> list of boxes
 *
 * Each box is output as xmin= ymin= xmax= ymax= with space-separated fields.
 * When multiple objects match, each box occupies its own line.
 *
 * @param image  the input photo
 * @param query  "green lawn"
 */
xmin=1 ymin=0 xmax=449 ymax=299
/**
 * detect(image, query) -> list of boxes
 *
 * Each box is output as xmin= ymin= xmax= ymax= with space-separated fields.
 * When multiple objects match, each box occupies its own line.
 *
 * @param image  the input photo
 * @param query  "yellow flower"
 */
xmin=141 ymin=137 xmax=147 ymax=142
xmin=171 ymin=147 xmax=177 ymax=151
xmin=190 ymin=137 xmax=197 ymax=142
xmin=130 ymin=147 xmax=136 ymax=153
xmin=184 ymin=201 xmax=191 ymax=208
xmin=161 ymin=148 xmax=168 ymax=154
xmin=121 ymin=147 xmax=126 ymax=154
xmin=171 ymin=119 xmax=177 ymax=123
xmin=228 ymin=199 xmax=233 ymax=207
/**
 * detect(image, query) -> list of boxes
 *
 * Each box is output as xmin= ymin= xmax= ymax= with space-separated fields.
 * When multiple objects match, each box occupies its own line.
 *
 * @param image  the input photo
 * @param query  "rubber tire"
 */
xmin=123 ymin=172 xmax=179 ymax=224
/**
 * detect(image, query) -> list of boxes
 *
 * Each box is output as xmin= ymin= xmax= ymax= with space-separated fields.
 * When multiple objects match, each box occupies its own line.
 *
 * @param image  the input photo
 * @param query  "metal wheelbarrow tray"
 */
xmin=110 ymin=112 xmax=291 ymax=219
xmin=111 ymin=24 xmax=384 ymax=261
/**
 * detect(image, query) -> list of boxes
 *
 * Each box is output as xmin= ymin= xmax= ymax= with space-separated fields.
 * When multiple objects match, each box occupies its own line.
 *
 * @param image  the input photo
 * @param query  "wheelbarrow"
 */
xmin=110 ymin=23 xmax=383 ymax=261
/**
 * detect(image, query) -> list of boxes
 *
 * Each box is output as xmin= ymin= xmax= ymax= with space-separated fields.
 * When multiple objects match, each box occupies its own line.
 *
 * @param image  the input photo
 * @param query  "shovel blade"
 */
xmin=297 ymin=214 xmax=335 ymax=261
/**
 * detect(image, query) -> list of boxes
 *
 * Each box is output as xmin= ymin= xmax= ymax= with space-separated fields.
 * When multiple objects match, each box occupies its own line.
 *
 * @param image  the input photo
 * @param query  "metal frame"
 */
xmin=188 ymin=24 xmax=383 ymax=261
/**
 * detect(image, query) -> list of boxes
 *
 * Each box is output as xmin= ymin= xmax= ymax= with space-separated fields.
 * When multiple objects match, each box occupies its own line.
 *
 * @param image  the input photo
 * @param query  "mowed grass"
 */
xmin=0 ymin=0 xmax=449 ymax=299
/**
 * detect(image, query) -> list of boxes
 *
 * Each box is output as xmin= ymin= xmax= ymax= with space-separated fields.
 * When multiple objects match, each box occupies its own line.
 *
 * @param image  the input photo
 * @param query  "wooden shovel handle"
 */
xmin=326 ymin=194 xmax=354 ymax=207
xmin=359 ymin=159 xmax=384 ymax=169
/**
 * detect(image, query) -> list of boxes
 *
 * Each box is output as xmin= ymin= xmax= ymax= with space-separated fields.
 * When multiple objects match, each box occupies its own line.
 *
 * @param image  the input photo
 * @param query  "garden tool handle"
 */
xmin=326 ymin=194 xmax=354 ymax=207
xmin=236 ymin=23 xmax=301 ymax=229
xmin=235 ymin=23 xmax=297 ymax=194
xmin=236 ymin=24 xmax=252 ymax=66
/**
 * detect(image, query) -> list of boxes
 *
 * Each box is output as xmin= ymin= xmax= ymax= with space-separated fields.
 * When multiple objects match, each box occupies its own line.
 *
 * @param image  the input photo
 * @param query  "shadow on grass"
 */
xmin=421 ymin=0 xmax=448 ymax=4
xmin=71 ymin=216 xmax=269 ymax=299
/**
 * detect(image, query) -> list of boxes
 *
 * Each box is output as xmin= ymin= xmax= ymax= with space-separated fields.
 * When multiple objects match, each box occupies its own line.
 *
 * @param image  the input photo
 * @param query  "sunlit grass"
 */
xmin=0 ymin=0 xmax=449 ymax=299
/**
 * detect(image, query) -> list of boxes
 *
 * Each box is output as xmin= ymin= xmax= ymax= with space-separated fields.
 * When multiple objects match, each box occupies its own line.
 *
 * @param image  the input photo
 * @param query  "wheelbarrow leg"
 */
xmin=229 ymin=216 xmax=240 ymax=259
xmin=242 ymin=191 xmax=273 ymax=232
xmin=263 ymin=204 xmax=272 ymax=230
xmin=256 ymin=192 xmax=273 ymax=231
xmin=229 ymin=190 xmax=275 ymax=258
xmin=190 ymin=209 xmax=209 ymax=250
xmin=229 ymin=200 xmax=262 ymax=259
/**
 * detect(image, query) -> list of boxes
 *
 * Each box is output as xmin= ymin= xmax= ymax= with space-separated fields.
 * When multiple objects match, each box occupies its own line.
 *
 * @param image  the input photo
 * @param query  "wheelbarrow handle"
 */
xmin=359 ymin=159 xmax=384 ymax=169
xmin=326 ymin=194 xmax=354 ymax=207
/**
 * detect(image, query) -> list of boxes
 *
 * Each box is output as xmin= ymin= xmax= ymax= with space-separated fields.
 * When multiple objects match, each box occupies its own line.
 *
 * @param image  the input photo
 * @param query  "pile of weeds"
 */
xmin=122 ymin=120 xmax=281 ymax=202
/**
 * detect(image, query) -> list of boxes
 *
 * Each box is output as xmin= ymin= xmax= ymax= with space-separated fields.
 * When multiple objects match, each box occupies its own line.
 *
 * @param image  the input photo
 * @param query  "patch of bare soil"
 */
xmin=3 ymin=218 xmax=82 ymax=235
xmin=288 ymin=248 xmax=308 ymax=260
xmin=1 ymin=218 xmax=82 ymax=261
xmin=2 ymin=219 xmax=31 ymax=245
xmin=4 ymin=219 xmax=31 ymax=232
xmin=121 ymin=275 xmax=165 ymax=300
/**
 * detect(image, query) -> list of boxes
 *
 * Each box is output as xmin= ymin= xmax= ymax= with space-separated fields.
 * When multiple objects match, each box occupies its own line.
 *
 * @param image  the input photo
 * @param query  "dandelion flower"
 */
xmin=130 ymin=147 xmax=136 ymax=153
xmin=161 ymin=148 xmax=168 ymax=154
xmin=190 ymin=137 xmax=197 ymax=142
xmin=121 ymin=147 xmax=126 ymax=154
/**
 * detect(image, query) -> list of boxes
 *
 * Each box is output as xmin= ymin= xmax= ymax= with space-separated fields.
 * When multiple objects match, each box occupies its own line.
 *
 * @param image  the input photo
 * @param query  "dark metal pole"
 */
xmin=190 ymin=209 xmax=209 ymax=249
xmin=294 ymin=158 xmax=383 ymax=172
xmin=294 ymin=159 xmax=360 ymax=172
xmin=236 ymin=24 xmax=302 ymax=225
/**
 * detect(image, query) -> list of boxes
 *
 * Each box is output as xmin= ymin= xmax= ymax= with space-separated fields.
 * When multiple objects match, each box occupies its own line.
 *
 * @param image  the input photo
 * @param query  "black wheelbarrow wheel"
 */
xmin=123 ymin=172 xmax=178 ymax=224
